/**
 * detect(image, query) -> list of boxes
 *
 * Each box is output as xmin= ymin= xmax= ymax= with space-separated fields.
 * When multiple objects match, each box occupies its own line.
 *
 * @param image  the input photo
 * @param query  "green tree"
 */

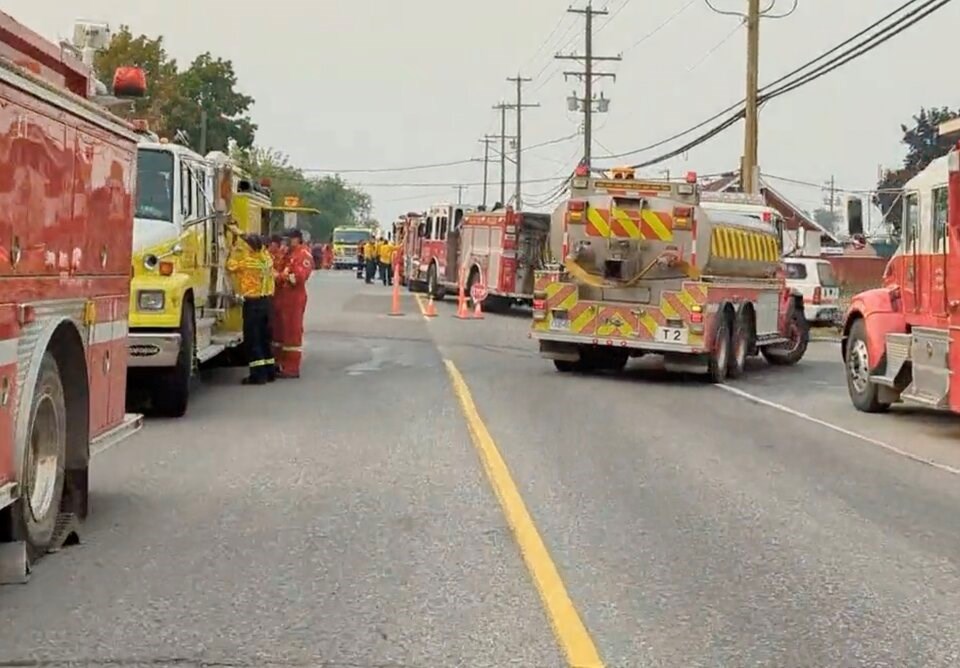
xmin=874 ymin=106 xmax=959 ymax=236
xmin=165 ymin=53 xmax=257 ymax=153
xmin=233 ymin=146 xmax=372 ymax=241
xmin=93 ymin=26 xmax=179 ymax=130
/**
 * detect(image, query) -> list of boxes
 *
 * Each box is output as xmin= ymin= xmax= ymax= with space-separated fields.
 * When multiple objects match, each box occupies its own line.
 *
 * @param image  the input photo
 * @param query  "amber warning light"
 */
xmin=113 ymin=67 xmax=147 ymax=98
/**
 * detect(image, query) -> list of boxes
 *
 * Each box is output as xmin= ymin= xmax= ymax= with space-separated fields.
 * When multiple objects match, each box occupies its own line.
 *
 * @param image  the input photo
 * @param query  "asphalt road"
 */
xmin=3 ymin=271 xmax=960 ymax=667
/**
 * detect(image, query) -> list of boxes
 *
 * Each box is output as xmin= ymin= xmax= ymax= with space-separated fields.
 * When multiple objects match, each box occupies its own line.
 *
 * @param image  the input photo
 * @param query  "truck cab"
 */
xmin=842 ymin=141 xmax=960 ymax=412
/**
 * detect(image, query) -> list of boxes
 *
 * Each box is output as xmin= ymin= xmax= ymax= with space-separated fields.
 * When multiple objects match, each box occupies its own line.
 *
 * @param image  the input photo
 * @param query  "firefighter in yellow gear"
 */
xmin=226 ymin=233 xmax=276 ymax=385
xmin=363 ymin=238 xmax=377 ymax=283
xmin=378 ymin=236 xmax=395 ymax=286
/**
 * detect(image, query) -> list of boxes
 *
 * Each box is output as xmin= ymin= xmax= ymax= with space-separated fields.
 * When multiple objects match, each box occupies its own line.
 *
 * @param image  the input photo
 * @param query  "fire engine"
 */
xmin=531 ymin=166 xmax=809 ymax=381
xmin=0 ymin=12 xmax=143 ymax=581
xmin=404 ymin=202 xmax=476 ymax=295
xmin=331 ymin=225 xmax=373 ymax=269
xmin=842 ymin=137 xmax=960 ymax=413
xmin=392 ymin=212 xmax=421 ymax=286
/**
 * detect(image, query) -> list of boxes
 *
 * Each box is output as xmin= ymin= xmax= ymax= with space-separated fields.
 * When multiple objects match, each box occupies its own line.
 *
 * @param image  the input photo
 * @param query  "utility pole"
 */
xmin=741 ymin=0 xmax=761 ymax=194
xmin=199 ymin=107 xmax=208 ymax=155
xmin=479 ymin=136 xmax=496 ymax=209
xmin=556 ymin=1 xmax=620 ymax=169
xmin=454 ymin=184 xmax=465 ymax=205
xmin=492 ymin=103 xmax=512 ymax=206
xmin=503 ymin=75 xmax=539 ymax=210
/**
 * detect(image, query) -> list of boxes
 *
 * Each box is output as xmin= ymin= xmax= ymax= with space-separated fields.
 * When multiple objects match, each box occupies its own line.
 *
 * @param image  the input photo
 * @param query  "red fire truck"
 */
xmin=0 ymin=12 xmax=143 ymax=582
xmin=405 ymin=203 xmax=551 ymax=309
xmin=842 ymin=136 xmax=960 ymax=413
xmin=393 ymin=211 xmax=421 ymax=287
xmin=404 ymin=203 xmax=475 ymax=295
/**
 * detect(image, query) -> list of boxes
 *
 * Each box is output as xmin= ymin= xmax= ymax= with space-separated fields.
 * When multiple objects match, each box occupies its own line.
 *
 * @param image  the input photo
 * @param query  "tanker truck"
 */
xmin=531 ymin=166 xmax=809 ymax=382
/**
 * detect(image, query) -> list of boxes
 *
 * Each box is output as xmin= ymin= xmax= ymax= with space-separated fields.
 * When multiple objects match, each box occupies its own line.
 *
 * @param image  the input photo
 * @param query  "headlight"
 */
xmin=143 ymin=254 xmax=159 ymax=271
xmin=138 ymin=290 xmax=165 ymax=311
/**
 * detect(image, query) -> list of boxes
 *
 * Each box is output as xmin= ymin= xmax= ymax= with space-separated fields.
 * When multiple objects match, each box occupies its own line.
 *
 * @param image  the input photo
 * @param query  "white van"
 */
xmin=783 ymin=257 xmax=841 ymax=325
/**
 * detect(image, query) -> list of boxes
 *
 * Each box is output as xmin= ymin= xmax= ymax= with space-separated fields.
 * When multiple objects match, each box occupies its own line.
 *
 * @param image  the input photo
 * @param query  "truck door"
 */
xmin=445 ymin=209 xmax=463 ymax=283
xmin=930 ymin=185 xmax=949 ymax=317
xmin=901 ymin=191 xmax=921 ymax=313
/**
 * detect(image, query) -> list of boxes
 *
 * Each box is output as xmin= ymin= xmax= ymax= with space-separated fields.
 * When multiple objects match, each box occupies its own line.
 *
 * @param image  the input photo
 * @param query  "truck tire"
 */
xmin=16 ymin=352 xmax=66 ymax=559
xmin=707 ymin=315 xmax=732 ymax=384
xmin=427 ymin=264 xmax=444 ymax=300
xmin=845 ymin=318 xmax=890 ymax=413
xmin=153 ymin=306 xmax=195 ymax=418
xmin=762 ymin=305 xmax=809 ymax=366
xmin=554 ymin=359 xmax=577 ymax=373
xmin=728 ymin=311 xmax=752 ymax=379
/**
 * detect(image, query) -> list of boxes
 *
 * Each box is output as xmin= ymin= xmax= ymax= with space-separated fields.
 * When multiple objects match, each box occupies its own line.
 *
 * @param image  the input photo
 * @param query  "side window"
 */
xmin=195 ymin=171 xmax=207 ymax=219
xmin=426 ymin=216 xmax=435 ymax=239
xmin=180 ymin=161 xmax=190 ymax=217
xmin=784 ymin=263 xmax=806 ymax=280
xmin=933 ymin=186 xmax=948 ymax=253
xmin=903 ymin=192 xmax=920 ymax=251
xmin=439 ymin=216 xmax=448 ymax=240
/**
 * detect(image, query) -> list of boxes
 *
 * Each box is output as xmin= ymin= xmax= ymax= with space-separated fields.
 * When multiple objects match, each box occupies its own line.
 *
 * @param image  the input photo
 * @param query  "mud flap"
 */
xmin=0 ymin=541 xmax=29 ymax=584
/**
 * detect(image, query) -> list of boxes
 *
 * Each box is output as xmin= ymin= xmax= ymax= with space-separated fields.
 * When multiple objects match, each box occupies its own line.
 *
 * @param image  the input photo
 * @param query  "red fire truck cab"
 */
xmin=0 ymin=12 xmax=143 ymax=582
xmin=842 ymin=138 xmax=960 ymax=413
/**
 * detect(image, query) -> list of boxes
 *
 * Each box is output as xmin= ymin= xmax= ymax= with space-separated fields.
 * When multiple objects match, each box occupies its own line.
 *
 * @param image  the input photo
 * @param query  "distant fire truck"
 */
xmin=0 ymin=13 xmax=143 ymax=581
xmin=404 ymin=203 xmax=474 ymax=295
xmin=393 ymin=212 xmax=422 ymax=287
xmin=842 ymin=136 xmax=960 ymax=413
xmin=531 ymin=166 xmax=808 ymax=380
xmin=404 ymin=203 xmax=550 ymax=308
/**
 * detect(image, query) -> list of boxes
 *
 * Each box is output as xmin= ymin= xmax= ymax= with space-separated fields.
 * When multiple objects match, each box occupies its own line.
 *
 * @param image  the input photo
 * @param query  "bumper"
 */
xmin=128 ymin=332 xmax=182 ymax=368
xmin=532 ymin=329 xmax=704 ymax=355
xmin=804 ymin=304 xmax=841 ymax=324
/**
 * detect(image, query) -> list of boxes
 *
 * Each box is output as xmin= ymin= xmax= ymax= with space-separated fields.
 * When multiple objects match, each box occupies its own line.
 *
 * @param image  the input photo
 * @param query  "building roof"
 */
xmin=701 ymin=172 xmax=841 ymax=244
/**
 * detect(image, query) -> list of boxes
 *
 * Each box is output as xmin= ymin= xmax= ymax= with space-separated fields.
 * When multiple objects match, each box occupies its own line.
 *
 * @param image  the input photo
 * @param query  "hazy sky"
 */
xmin=4 ymin=0 xmax=956 ymax=225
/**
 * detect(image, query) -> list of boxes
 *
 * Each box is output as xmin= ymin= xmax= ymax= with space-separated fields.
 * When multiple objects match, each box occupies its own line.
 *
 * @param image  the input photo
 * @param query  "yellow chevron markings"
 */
xmin=587 ymin=207 xmax=611 ymax=237
xmin=610 ymin=207 xmax=641 ymax=239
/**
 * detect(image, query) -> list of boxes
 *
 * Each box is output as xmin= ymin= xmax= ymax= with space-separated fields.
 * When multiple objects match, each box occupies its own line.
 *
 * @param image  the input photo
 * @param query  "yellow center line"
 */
xmin=414 ymin=293 xmax=429 ymax=319
xmin=444 ymin=360 xmax=604 ymax=668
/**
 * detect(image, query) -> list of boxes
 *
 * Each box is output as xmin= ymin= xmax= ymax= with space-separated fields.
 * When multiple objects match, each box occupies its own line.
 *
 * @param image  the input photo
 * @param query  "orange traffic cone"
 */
xmin=454 ymin=281 xmax=470 ymax=320
xmin=423 ymin=295 xmax=437 ymax=318
xmin=472 ymin=296 xmax=485 ymax=320
xmin=388 ymin=263 xmax=403 ymax=317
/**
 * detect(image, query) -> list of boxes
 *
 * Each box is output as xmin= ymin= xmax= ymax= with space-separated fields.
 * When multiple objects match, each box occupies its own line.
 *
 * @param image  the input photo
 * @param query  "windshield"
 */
xmin=817 ymin=261 xmax=838 ymax=287
xmin=136 ymin=149 xmax=175 ymax=222
xmin=333 ymin=230 xmax=371 ymax=244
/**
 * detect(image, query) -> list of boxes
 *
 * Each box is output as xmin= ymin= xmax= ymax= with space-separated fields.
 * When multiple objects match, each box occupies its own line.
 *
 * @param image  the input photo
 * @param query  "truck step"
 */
xmin=870 ymin=374 xmax=898 ymax=388
xmin=900 ymin=390 xmax=949 ymax=410
xmin=211 ymin=333 xmax=243 ymax=348
xmin=196 ymin=317 xmax=218 ymax=333
xmin=47 ymin=512 xmax=80 ymax=553
xmin=196 ymin=344 xmax=226 ymax=364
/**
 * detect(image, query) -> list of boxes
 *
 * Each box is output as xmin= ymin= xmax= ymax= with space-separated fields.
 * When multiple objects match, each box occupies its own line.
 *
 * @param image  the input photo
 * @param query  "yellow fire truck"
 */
xmin=331 ymin=225 xmax=373 ymax=269
xmin=531 ymin=166 xmax=808 ymax=382
xmin=126 ymin=140 xmax=316 ymax=416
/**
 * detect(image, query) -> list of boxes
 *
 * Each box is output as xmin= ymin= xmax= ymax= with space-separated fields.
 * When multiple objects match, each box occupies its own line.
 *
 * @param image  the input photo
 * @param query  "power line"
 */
xmin=598 ymin=0 xmax=948 ymax=164
xmin=352 ymin=174 xmax=570 ymax=189
xmin=301 ymin=156 xmax=480 ymax=174
xmin=623 ymin=0 xmax=699 ymax=55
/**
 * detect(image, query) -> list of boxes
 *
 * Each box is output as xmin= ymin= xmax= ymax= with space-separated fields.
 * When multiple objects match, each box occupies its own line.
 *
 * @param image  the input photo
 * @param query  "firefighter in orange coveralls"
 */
xmin=277 ymin=229 xmax=314 ymax=378
xmin=267 ymin=234 xmax=288 ymax=370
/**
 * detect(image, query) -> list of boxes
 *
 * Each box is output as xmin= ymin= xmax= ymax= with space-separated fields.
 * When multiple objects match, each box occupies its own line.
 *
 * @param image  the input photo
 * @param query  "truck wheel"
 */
xmin=153 ymin=306 xmax=195 ymax=418
xmin=597 ymin=348 xmax=628 ymax=372
xmin=16 ymin=352 xmax=67 ymax=559
xmin=762 ymin=306 xmax=809 ymax=366
xmin=427 ymin=264 xmax=444 ymax=301
xmin=707 ymin=315 xmax=732 ymax=384
xmin=554 ymin=359 xmax=577 ymax=373
xmin=845 ymin=318 xmax=890 ymax=413
xmin=728 ymin=313 xmax=751 ymax=379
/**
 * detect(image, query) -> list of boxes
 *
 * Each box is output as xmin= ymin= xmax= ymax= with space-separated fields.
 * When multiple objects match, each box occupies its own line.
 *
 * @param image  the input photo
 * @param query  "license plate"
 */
xmin=550 ymin=318 xmax=570 ymax=331
xmin=823 ymin=288 xmax=839 ymax=301
xmin=656 ymin=326 xmax=688 ymax=344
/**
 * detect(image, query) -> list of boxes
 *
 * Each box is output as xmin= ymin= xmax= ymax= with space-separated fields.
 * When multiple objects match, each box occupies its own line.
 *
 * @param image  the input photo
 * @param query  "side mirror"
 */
xmin=847 ymin=196 xmax=864 ymax=237
xmin=171 ymin=243 xmax=184 ymax=256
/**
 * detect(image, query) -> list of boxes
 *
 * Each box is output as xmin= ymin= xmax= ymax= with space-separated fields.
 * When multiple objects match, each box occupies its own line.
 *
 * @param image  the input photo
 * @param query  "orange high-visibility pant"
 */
xmin=278 ymin=288 xmax=308 ymax=375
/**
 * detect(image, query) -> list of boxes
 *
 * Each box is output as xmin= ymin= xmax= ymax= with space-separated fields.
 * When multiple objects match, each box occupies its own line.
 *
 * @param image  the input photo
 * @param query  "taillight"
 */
xmin=813 ymin=287 xmax=822 ymax=305
xmin=673 ymin=206 xmax=693 ymax=229
xmin=690 ymin=305 xmax=703 ymax=323
xmin=533 ymin=298 xmax=546 ymax=311
xmin=761 ymin=211 xmax=772 ymax=223
xmin=568 ymin=200 xmax=586 ymax=212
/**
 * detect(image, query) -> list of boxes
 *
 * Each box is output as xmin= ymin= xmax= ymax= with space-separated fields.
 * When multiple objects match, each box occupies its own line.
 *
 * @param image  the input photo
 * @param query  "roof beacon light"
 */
xmin=685 ymin=171 xmax=698 ymax=184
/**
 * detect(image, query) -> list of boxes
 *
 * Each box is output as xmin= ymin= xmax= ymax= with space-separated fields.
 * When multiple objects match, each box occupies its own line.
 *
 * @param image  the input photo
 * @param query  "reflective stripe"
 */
xmin=281 ymin=346 xmax=302 ymax=352
xmin=0 ymin=338 xmax=17 ymax=367
xmin=265 ymin=358 xmax=275 ymax=365
xmin=91 ymin=319 xmax=129 ymax=345
xmin=249 ymin=359 xmax=273 ymax=368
